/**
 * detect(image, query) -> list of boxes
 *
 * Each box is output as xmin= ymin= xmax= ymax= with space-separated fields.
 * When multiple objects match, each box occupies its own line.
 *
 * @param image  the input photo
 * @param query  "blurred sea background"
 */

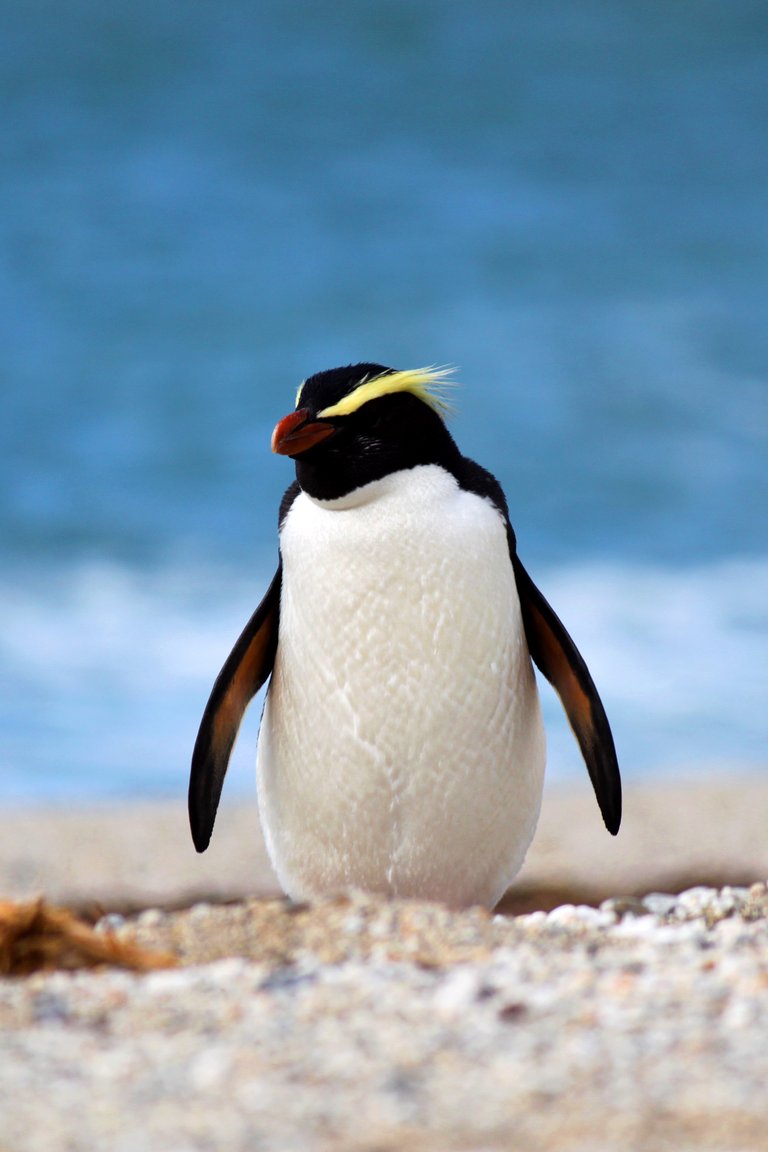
xmin=1 ymin=1 xmax=766 ymax=803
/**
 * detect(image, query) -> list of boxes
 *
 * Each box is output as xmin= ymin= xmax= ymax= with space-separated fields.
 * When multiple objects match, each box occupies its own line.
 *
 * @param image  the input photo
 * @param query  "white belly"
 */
xmin=256 ymin=465 xmax=545 ymax=908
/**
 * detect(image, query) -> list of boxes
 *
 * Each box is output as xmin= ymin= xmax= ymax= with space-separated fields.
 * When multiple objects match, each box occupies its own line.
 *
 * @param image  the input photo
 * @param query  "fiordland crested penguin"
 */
xmin=189 ymin=364 xmax=621 ymax=909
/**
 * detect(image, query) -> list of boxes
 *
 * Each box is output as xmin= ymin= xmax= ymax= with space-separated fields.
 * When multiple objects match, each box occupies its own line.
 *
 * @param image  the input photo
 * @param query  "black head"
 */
xmin=271 ymin=363 xmax=461 ymax=500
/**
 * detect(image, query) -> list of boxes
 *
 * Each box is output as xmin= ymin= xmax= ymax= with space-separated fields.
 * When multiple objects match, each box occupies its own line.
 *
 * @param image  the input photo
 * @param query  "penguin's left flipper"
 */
xmin=513 ymin=556 xmax=622 ymax=835
xmin=188 ymin=566 xmax=282 ymax=852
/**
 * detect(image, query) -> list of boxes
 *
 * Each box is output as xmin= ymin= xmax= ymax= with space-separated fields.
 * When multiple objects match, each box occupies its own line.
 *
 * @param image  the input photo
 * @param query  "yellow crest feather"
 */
xmin=316 ymin=366 xmax=457 ymax=420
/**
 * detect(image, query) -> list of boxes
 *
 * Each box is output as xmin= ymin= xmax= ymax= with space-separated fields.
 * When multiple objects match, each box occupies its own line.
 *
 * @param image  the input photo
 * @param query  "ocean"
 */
xmin=1 ymin=1 xmax=766 ymax=803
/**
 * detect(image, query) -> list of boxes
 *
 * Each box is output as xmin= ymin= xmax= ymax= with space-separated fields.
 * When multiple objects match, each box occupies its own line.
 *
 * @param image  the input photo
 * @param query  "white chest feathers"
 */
xmin=256 ymin=464 xmax=546 ymax=908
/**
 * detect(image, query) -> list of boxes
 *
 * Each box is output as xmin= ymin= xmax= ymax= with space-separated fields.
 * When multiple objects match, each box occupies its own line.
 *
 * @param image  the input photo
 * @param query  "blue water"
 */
xmin=1 ymin=2 xmax=766 ymax=802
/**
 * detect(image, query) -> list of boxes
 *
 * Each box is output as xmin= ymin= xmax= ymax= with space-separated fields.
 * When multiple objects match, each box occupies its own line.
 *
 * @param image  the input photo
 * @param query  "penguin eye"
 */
xmin=343 ymin=403 xmax=386 ymax=437
xmin=361 ymin=398 xmax=400 ymax=433
xmin=351 ymin=393 xmax=413 ymax=439
xmin=364 ymin=406 xmax=387 ymax=430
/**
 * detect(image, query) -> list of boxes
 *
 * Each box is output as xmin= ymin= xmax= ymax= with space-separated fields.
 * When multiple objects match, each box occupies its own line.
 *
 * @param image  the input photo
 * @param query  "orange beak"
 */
xmin=271 ymin=409 xmax=335 ymax=456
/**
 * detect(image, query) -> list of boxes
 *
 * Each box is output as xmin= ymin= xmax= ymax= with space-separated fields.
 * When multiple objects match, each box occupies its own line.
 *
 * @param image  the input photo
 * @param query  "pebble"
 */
xmin=0 ymin=883 xmax=766 ymax=1152
xmin=94 ymin=912 xmax=126 ymax=934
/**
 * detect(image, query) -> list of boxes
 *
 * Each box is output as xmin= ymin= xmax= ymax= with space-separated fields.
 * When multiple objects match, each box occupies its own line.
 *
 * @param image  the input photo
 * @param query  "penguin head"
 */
xmin=271 ymin=363 xmax=460 ymax=500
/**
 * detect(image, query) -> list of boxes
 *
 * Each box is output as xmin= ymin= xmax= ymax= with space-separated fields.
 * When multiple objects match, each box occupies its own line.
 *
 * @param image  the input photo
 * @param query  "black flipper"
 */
xmin=189 ymin=566 xmax=282 ymax=852
xmin=513 ymin=555 xmax=622 ymax=835
xmin=454 ymin=456 xmax=621 ymax=834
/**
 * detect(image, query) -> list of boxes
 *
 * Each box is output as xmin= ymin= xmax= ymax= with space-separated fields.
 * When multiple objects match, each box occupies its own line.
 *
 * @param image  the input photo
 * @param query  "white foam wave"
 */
xmin=535 ymin=558 xmax=767 ymax=779
xmin=0 ymin=557 xmax=765 ymax=801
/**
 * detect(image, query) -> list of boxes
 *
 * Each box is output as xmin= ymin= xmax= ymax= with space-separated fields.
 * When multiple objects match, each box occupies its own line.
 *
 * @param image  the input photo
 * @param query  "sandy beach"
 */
xmin=1 ymin=775 xmax=767 ymax=1151
xmin=3 ymin=775 xmax=767 ymax=913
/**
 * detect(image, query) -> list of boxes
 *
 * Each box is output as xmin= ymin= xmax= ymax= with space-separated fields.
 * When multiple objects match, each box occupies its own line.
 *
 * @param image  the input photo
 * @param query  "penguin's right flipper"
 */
xmin=513 ymin=556 xmax=622 ymax=835
xmin=189 ymin=566 xmax=282 ymax=852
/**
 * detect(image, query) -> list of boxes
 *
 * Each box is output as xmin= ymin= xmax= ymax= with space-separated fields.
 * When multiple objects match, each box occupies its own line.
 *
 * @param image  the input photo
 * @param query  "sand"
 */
xmin=3 ymin=775 xmax=767 ymax=913
xmin=1 ymin=775 xmax=767 ymax=1152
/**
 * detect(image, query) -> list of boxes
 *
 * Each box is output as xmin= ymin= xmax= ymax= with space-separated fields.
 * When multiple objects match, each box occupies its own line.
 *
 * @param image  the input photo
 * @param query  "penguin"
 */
xmin=189 ymin=364 xmax=621 ymax=909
